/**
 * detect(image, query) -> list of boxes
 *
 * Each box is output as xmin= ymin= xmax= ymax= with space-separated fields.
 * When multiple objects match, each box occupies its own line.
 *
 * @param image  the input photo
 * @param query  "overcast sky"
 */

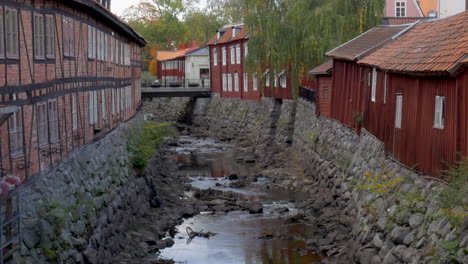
xmin=111 ymin=0 xmax=208 ymax=17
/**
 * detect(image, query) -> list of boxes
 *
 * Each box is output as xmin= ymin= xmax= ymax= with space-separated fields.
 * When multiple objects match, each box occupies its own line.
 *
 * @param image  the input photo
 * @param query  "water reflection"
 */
xmin=161 ymin=137 xmax=322 ymax=263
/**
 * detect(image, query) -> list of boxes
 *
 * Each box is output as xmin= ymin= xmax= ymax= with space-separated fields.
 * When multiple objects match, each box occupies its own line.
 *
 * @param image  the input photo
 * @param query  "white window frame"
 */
xmin=48 ymin=99 xmax=59 ymax=142
xmin=5 ymin=8 xmax=19 ymax=58
xmin=89 ymin=91 xmax=98 ymax=124
xmin=265 ymin=71 xmax=270 ymax=87
xmin=45 ymin=15 xmax=55 ymax=59
xmin=227 ymin=74 xmax=232 ymax=92
xmin=88 ymin=26 xmax=96 ymax=59
xmin=253 ymin=73 xmax=258 ymax=91
xmin=434 ymin=96 xmax=445 ymax=129
xmin=243 ymin=73 xmax=248 ymax=92
xmin=101 ymin=90 xmax=107 ymax=119
xmin=395 ymin=95 xmax=403 ymax=129
xmin=395 ymin=1 xmax=406 ymax=17
xmin=37 ymin=102 xmax=49 ymax=146
xmin=244 ymin=43 xmax=248 ymax=58
xmin=279 ymin=70 xmax=287 ymax=88
xmin=34 ymin=14 xmax=45 ymax=59
xmin=72 ymin=94 xmax=78 ymax=130
xmin=222 ymin=47 xmax=226 ymax=65
xmin=274 ymin=70 xmax=278 ymax=87
xmin=213 ymin=48 xmax=217 ymax=66
xmin=234 ymin=73 xmax=239 ymax=92
xmin=371 ymin=68 xmax=377 ymax=102
xmin=63 ymin=16 xmax=74 ymax=57
xmin=230 ymin=45 xmax=235 ymax=65
xmin=8 ymin=109 xmax=23 ymax=154
xmin=111 ymin=89 xmax=116 ymax=114
xmin=222 ymin=74 xmax=227 ymax=91
xmin=236 ymin=44 xmax=241 ymax=64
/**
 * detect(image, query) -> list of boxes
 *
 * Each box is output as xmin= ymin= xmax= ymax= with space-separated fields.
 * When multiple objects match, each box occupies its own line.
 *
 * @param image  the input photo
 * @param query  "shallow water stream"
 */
xmin=159 ymin=137 xmax=322 ymax=264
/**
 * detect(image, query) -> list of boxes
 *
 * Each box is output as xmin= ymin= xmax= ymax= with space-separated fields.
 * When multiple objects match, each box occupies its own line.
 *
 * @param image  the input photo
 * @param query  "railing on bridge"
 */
xmin=142 ymin=78 xmax=210 ymax=89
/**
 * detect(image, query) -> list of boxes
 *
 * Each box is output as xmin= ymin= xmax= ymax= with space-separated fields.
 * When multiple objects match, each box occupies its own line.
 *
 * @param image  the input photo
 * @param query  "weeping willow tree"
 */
xmin=241 ymin=0 xmax=385 ymax=98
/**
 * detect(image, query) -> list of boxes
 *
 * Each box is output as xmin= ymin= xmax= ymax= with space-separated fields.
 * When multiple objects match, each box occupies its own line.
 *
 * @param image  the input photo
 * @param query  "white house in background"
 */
xmin=439 ymin=0 xmax=467 ymax=18
xmin=185 ymin=46 xmax=210 ymax=87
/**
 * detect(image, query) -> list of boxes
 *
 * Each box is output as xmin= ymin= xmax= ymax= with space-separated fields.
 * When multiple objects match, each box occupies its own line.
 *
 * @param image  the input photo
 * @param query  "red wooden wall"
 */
xmin=330 ymin=59 xmax=363 ymax=131
xmin=317 ymin=75 xmax=332 ymax=118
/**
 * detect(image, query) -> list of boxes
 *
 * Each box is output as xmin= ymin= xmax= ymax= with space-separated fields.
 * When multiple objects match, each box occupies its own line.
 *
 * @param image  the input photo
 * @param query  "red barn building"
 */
xmin=359 ymin=11 xmax=468 ymax=176
xmin=0 ymin=0 xmax=145 ymax=195
xmin=325 ymin=24 xmax=411 ymax=131
xmin=207 ymin=22 xmax=294 ymax=101
xmin=156 ymin=42 xmax=199 ymax=86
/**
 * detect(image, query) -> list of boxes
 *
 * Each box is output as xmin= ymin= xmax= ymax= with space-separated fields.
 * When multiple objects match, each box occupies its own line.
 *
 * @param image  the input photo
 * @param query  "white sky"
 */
xmin=111 ymin=0 xmax=208 ymax=17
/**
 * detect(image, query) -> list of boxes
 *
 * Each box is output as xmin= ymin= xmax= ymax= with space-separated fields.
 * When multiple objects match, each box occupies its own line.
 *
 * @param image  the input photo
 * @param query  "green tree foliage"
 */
xmin=242 ymin=0 xmax=385 ymax=98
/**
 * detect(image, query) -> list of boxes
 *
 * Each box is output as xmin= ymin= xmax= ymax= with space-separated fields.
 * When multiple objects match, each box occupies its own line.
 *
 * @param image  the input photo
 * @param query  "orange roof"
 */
xmin=326 ymin=25 xmax=410 ymax=61
xmin=157 ymin=44 xmax=201 ymax=61
xmin=418 ymin=0 xmax=438 ymax=16
xmin=359 ymin=12 xmax=468 ymax=76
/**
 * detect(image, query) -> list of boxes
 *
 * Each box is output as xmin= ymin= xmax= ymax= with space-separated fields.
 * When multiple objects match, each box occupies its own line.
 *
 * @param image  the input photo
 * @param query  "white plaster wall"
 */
xmin=439 ymin=0 xmax=466 ymax=18
xmin=185 ymin=55 xmax=210 ymax=81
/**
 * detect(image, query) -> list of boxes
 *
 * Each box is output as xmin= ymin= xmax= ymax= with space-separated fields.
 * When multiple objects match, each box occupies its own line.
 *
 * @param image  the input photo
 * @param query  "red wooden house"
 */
xmin=359 ymin=11 xmax=468 ymax=176
xmin=207 ymin=22 xmax=294 ymax=101
xmin=325 ymin=24 xmax=411 ymax=131
xmin=207 ymin=23 xmax=261 ymax=101
xmin=156 ymin=42 xmax=199 ymax=86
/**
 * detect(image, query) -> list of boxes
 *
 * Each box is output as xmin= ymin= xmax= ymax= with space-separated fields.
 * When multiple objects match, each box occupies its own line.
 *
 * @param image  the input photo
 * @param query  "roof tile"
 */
xmin=326 ymin=25 xmax=410 ymax=61
xmin=359 ymin=11 xmax=468 ymax=75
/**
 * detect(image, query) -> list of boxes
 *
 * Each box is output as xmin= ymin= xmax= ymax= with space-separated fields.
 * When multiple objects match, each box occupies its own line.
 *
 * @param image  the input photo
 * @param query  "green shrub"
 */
xmin=127 ymin=122 xmax=176 ymax=173
xmin=438 ymin=156 xmax=468 ymax=227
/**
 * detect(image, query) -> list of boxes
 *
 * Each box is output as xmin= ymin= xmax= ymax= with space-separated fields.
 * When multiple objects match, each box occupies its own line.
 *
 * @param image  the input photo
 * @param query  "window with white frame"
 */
xmin=222 ymin=47 xmax=226 ymax=65
xmin=244 ymin=43 xmax=248 ymax=58
xmin=395 ymin=95 xmax=403 ymax=129
xmin=265 ymin=70 xmax=270 ymax=87
xmin=34 ymin=14 xmax=45 ymax=59
xmin=72 ymin=94 xmax=78 ymax=130
xmin=37 ymin=102 xmax=48 ymax=146
xmin=63 ymin=16 xmax=74 ymax=57
xmin=88 ymin=26 xmax=96 ymax=59
xmin=236 ymin=44 xmax=241 ymax=64
xmin=230 ymin=45 xmax=235 ymax=65
xmin=45 ymin=15 xmax=55 ymax=58
xmin=434 ymin=96 xmax=445 ymax=129
xmin=120 ymin=87 xmax=125 ymax=112
xmin=116 ymin=88 xmax=121 ymax=113
xmin=234 ymin=73 xmax=239 ymax=92
xmin=243 ymin=73 xmax=248 ymax=92
xmin=222 ymin=74 xmax=227 ymax=91
xmin=396 ymin=1 xmax=406 ymax=17
xmin=371 ymin=68 xmax=377 ymax=102
xmin=8 ymin=109 xmax=23 ymax=153
xmin=101 ymin=90 xmax=106 ymax=119
xmin=89 ymin=91 xmax=98 ymax=124
xmin=48 ymin=99 xmax=59 ymax=142
xmin=274 ymin=70 xmax=278 ymax=87
xmin=227 ymin=74 xmax=233 ymax=92
xmin=111 ymin=89 xmax=116 ymax=114
xmin=126 ymin=86 xmax=132 ymax=109
xmin=253 ymin=73 xmax=258 ymax=91
xmin=5 ymin=8 xmax=19 ymax=58
xmin=0 ymin=7 xmax=4 ymax=58
xmin=213 ymin=48 xmax=218 ymax=66
xmin=279 ymin=70 xmax=287 ymax=88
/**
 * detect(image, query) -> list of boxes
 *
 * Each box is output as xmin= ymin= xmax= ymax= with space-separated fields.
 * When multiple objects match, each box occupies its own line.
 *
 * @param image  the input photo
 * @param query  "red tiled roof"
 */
xmin=309 ymin=60 xmax=333 ymax=75
xmin=157 ymin=45 xmax=200 ymax=61
xmin=359 ymin=11 xmax=468 ymax=75
xmin=206 ymin=22 xmax=248 ymax=46
xmin=326 ymin=25 xmax=410 ymax=61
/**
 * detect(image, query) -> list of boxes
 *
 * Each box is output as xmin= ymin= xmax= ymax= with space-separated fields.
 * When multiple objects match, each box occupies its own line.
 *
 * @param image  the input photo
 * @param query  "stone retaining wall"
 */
xmin=18 ymin=116 xmax=158 ymax=264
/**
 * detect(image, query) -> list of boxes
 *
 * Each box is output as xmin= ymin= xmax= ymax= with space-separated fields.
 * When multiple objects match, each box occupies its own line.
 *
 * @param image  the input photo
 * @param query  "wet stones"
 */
xmin=247 ymin=202 xmax=263 ymax=214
